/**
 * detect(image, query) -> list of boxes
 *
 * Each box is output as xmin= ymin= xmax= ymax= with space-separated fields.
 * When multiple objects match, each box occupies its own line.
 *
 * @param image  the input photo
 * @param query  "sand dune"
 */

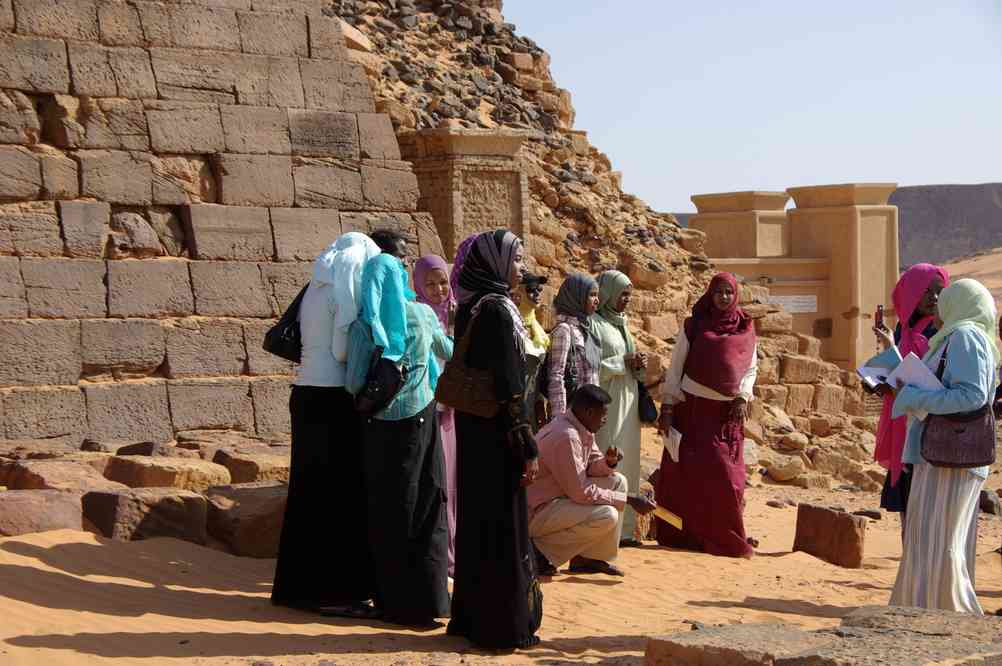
xmin=2 ymin=480 xmax=1001 ymax=666
xmin=943 ymin=249 xmax=1002 ymax=306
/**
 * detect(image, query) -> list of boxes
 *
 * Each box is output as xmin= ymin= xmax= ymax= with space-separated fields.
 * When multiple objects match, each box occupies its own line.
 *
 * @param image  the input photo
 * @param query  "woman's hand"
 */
xmin=873 ymin=325 xmax=894 ymax=351
xmin=657 ymin=406 xmax=672 ymax=434
xmin=728 ymin=398 xmax=749 ymax=422
xmin=521 ymin=457 xmax=539 ymax=487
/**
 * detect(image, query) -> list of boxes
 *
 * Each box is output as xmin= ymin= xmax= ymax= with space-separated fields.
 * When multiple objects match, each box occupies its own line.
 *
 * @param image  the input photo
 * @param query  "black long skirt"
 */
xmin=447 ymin=411 xmax=543 ymax=649
xmin=272 ymin=385 xmax=374 ymax=608
xmin=364 ymin=401 xmax=450 ymax=624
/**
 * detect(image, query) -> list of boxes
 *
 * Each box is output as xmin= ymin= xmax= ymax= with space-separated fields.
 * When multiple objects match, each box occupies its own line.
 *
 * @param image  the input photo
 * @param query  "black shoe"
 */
xmin=619 ymin=538 xmax=643 ymax=548
xmin=533 ymin=544 xmax=557 ymax=577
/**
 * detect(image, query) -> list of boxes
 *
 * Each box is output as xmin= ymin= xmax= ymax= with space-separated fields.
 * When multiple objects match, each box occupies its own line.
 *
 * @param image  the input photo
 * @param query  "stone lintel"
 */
xmin=786 ymin=183 xmax=898 ymax=209
xmin=398 ymin=128 xmax=530 ymax=161
xmin=691 ymin=190 xmax=790 ymax=213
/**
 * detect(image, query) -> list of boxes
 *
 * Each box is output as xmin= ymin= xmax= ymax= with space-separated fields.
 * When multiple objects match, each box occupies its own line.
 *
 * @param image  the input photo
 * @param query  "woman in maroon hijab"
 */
xmin=655 ymin=273 xmax=758 ymax=558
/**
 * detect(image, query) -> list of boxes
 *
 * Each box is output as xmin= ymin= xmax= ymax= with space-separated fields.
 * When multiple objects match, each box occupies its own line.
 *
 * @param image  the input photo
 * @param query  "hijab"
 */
xmin=359 ymin=253 xmax=415 ymax=363
xmin=449 ymin=234 xmax=477 ymax=303
xmin=459 ymin=230 xmax=529 ymax=351
xmin=413 ymin=254 xmax=454 ymax=331
xmin=595 ymin=270 xmax=635 ymax=355
xmin=554 ymin=272 xmax=601 ymax=373
xmin=312 ymin=232 xmax=381 ymax=331
xmin=517 ymin=273 xmax=550 ymax=352
xmin=875 ymin=263 xmax=949 ymax=484
xmin=683 ymin=272 xmax=757 ymax=396
xmin=924 ymin=278 xmax=1001 ymax=368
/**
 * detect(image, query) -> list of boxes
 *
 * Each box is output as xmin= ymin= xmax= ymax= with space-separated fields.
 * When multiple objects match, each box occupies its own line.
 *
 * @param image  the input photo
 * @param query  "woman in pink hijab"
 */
xmin=413 ymin=254 xmax=458 ymax=576
xmin=872 ymin=263 xmax=949 ymax=539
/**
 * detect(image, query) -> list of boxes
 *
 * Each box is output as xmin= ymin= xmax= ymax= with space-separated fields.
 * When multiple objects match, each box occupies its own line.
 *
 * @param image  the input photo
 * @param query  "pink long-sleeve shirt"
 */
xmin=526 ymin=410 xmax=628 ymax=518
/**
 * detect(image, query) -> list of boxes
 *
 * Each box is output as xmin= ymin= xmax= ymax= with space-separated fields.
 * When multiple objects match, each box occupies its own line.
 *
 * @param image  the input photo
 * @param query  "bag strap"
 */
xmin=934 ymin=341 xmax=950 ymax=380
xmin=282 ymin=283 xmax=309 ymax=324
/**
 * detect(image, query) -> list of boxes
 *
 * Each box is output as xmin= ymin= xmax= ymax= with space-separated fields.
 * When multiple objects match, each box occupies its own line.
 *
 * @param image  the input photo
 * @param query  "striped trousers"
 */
xmin=890 ymin=462 xmax=983 ymax=614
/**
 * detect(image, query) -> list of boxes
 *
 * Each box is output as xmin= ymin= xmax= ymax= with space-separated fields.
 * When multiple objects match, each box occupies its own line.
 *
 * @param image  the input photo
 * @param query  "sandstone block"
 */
xmin=164 ymin=318 xmax=247 ymax=379
xmin=0 ymin=0 xmax=9 ymax=30
xmin=753 ymin=385 xmax=789 ymax=407
xmin=793 ymin=503 xmax=866 ymax=568
xmin=298 ymin=57 xmax=342 ymax=110
xmin=107 ymin=259 xmax=194 ymax=317
xmin=288 ymin=109 xmax=359 ymax=158
xmin=84 ymin=381 xmax=173 ymax=443
xmin=37 ymin=149 xmax=79 ymax=200
xmin=212 ymin=447 xmax=289 ymax=484
xmin=168 ymin=378 xmax=255 ymax=432
xmin=361 ymin=162 xmax=419 ymax=211
xmin=170 ymin=4 xmax=241 ymax=51
xmin=96 ymin=1 xmax=145 ymax=47
xmin=643 ymin=313 xmax=679 ymax=340
xmin=356 ymin=112 xmax=400 ymax=160
xmin=13 ymin=0 xmax=98 ymax=39
xmin=780 ymin=354 xmax=827 ymax=384
xmin=189 ymin=261 xmax=271 ymax=317
xmin=243 ymin=320 xmax=294 ymax=376
xmin=104 ymin=455 xmax=231 ymax=492
xmin=83 ymin=487 xmax=208 ymax=544
xmin=81 ymin=319 xmax=167 ymax=379
xmin=214 ymin=154 xmax=294 ymax=206
xmin=67 ymin=43 xmax=157 ymax=98
xmin=758 ymin=356 xmax=779 ymax=384
xmin=250 ymin=377 xmax=292 ymax=436
xmin=814 ymin=383 xmax=846 ymax=414
xmin=259 ymin=262 xmax=310 ymax=316
xmin=0 ymin=33 xmax=70 ymax=94
xmin=0 ymin=90 xmax=40 ymax=144
xmin=645 ymin=624 xmax=835 ymax=666
xmin=754 ymin=311 xmax=794 ymax=335
xmin=116 ymin=442 xmax=199 ymax=458
xmin=147 ymin=208 xmax=187 ymax=257
xmin=238 ymin=10 xmax=308 ymax=56
xmin=0 ymin=438 xmax=79 ymax=462
xmin=3 ymin=386 xmax=85 ymax=441
xmin=0 ymin=256 xmax=27 ymax=317
xmin=8 ymin=460 xmax=126 ymax=492
xmin=78 ymin=149 xmax=152 ymax=205
xmin=307 ymin=14 xmax=348 ymax=60
xmin=785 ymin=384 xmax=815 ymax=416
xmin=270 ymin=207 xmax=340 ymax=261
xmin=151 ymin=154 xmax=217 ymax=205
xmin=145 ymin=101 xmax=225 ymax=153
xmin=292 ymin=158 xmax=363 ymax=208
xmin=0 ymin=145 xmax=41 ymax=201
xmin=183 ymin=204 xmax=274 ymax=260
xmin=206 ymin=481 xmax=286 ymax=557
xmin=624 ymin=257 xmax=670 ymax=290
xmin=0 ymin=320 xmax=80 ymax=387
xmin=56 ymin=200 xmax=108 ymax=256
xmin=0 ymin=490 xmax=82 ymax=536
xmin=237 ymin=54 xmax=304 ymax=107
xmin=108 ymin=211 xmax=164 ymax=259
xmin=149 ymin=47 xmax=238 ymax=103
xmin=220 ymin=105 xmax=291 ymax=154
xmin=766 ymin=456 xmax=806 ymax=483
xmin=20 ymin=258 xmax=106 ymax=318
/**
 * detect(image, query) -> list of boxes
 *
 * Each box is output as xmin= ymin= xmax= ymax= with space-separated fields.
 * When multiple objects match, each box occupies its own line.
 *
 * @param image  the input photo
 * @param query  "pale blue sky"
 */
xmin=502 ymin=1 xmax=1002 ymax=213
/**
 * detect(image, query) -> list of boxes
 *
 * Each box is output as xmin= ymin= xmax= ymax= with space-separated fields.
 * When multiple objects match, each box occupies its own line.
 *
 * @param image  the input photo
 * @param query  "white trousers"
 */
xmin=529 ymin=473 xmax=627 ymax=567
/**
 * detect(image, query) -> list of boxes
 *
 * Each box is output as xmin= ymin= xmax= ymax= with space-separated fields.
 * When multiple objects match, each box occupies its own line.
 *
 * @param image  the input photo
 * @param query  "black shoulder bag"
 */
xmin=262 ymin=283 xmax=308 ymax=363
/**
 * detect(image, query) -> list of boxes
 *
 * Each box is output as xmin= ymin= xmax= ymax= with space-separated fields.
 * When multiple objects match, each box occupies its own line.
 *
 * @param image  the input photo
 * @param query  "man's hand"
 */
xmin=605 ymin=447 xmax=623 ymax=468
xmin=626 ymin=494 xmax=657 ymax=515
xmin=728 ymin=398 xmax=749 ymax=422
xmin=657 ymin=406 xmax=672 ymax=435
xmin=521 ymin=457 xmax=539 ymax=487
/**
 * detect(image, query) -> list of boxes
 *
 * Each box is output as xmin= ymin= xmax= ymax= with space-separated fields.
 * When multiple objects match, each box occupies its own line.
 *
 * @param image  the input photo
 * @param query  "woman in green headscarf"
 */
xmin=889 ymin=278 xmax=1000 ymax=614
xmin=591 ymin=270 xmax=648 ymax=546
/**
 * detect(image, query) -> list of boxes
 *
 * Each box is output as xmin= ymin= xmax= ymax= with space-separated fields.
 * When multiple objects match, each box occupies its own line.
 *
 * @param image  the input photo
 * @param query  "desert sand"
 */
xmin=2 ymin=432 xmax=1002 ymax=666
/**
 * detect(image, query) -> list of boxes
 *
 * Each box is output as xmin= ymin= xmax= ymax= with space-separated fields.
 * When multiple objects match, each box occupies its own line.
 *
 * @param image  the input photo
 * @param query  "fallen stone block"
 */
xmin=167 ymin=378 xmax=255 ymax=433
xmin=145 ymin=101 xmax=225 ymax=154
xmin=82 ymin=487 xmax=208 ymax=544
xmin=7 ymin=460 xmax=127 ymax=492
xmin=2 ymin=386 xmax=85 ymax=441
xmin=83 ymin=381 xmax=174 ymax=444
xmin=645 ymin=623 xmax=836 ymax=666
xmin=0 ymin=255 xmax=27 ymax=317
xmin=20 ymin=258 xmax=106 ymax=318
xmin=164 ymin=318 xmax=247 ymax=379
xmin=107 ymin=259 xmax=194 ymax=318
xmin=104 ymin=456 xmax=231 ymax=493
xmin=0 ymin=489 xmax=83 ymax=536
xmin=0 ymin=319 xmax=81 ymax=387
xmin=175 ymin=430 xmax=278 ymax=461
xmin=81 ymin=318 xmax=167 ymax=380
xmin=269 ymin=207 xmax=341 ymax=262
xmin=206 ymin=481 xmax=287 ymax=558
xmin=0 ymin=33 xmax=70 ymax=93
xmin=183 ymin=204 xmax=274 ymax=260
xmin=250 ymin=378 xmax=292 ymax=437
xmin=0 ymin=438 xmax=78 ymax=461
xmin=213 ymin=448 xmax=289 ymax=484
xmin=220 ymin=105 xmax=291 ymax=154
xmin=793 ymin=503 xmax=866 ymax=568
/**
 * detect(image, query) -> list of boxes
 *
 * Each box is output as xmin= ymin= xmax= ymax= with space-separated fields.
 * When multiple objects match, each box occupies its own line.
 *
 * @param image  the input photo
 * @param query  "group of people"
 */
xmin=269 ymin=225 xmax=764 ymax=650
xmin=869 ymin=265 xmax=1000 ymax=616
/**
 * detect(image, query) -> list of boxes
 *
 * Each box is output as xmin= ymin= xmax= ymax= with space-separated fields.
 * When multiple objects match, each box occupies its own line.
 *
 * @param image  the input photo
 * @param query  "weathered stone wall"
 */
xmin=0 ymin=0 xmax=441 ymax=448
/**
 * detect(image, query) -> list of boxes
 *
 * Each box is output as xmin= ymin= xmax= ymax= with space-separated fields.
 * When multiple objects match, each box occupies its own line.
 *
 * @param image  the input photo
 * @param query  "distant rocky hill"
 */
xmin=891 ymin=183 xmax=1002 ymax=267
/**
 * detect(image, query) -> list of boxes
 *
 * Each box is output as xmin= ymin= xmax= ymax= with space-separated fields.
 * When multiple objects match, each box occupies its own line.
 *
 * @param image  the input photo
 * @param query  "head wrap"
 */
xmin=449 ymin=234 xmax=477 ymax=303
xmin=925 ymin=278 xmax=1000 ymax=368
xmin=413 ymin=254 xmax=454 ymax=331
xmin=553 ymin=273 xmax=598 ymax=324
xmin=682 ymin=273 xmax=756 ymax=396
xmin=875 ymin=263 xmax=949 ymax=484
xmin=359 ymin=253 xmax=415 ymax=363
xmin=595 ymin=270 xmax=635 ymax=355
xmin=311 ymin=232 xmax=381 ymax=331
xmin=516 ymin=273 xmax=550 ymax=353
xmin=456 ymin=230 xmax=522 ymax=305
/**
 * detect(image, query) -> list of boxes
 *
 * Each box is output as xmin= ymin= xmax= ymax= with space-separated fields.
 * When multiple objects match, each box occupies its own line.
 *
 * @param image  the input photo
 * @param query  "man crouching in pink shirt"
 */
xmin=527 ymin=385 xmax=656 ymax=577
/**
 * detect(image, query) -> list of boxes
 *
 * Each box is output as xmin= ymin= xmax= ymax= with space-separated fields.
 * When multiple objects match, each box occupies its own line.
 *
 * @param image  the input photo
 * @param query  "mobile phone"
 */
xmin=875 ymin=304 xmax=884 ymax=330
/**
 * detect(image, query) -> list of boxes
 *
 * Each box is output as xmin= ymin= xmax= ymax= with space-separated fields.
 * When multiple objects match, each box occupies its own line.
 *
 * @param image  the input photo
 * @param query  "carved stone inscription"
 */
xmin=459 ymin=171 xmax=521 ymax=236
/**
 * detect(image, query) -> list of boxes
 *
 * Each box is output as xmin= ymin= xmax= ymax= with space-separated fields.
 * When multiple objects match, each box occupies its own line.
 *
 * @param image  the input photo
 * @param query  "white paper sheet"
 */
xmin=662 ymin=427 xmax=682 ymax=463
xmin=856 ymin=365 xmax=890 ymax=391
xmin=886 ymin=352 xmax=944 ymax=421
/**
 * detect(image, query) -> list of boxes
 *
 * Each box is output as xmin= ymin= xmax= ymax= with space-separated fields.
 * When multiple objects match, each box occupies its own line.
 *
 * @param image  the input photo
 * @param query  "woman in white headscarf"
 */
xmin=272 ymin=232 xmax=381 ymax=618
xmin=889 ymin=278 xmax=1000 ymax=614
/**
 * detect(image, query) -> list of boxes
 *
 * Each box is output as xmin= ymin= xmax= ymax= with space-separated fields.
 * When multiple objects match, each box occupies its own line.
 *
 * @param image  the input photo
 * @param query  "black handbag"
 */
xmin=638 ymin=380 xmax=659 ymax=424
xmin=355 ymin=347 xmax=408 ymax=415
xmin=262 ymin=283 xmax=308 ymax=363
